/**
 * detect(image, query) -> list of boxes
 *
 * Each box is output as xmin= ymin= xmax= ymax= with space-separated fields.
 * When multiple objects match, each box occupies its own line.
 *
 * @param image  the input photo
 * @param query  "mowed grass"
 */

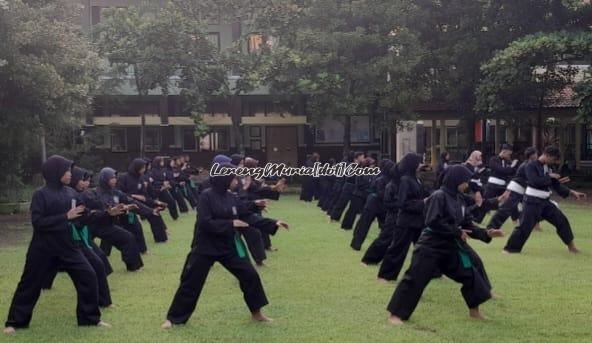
xmin=1 ymin=194 xmax=591 ymax=342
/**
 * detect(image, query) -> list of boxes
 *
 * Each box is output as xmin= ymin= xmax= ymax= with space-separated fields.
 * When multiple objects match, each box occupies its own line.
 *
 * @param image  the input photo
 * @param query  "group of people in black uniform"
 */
xmin=3 ymin=153 xmax=289 ymax=334
xmin=304 ymin=144 xmax=586 ymax=325
xmin=2 ymin=143 xmax=587 ymax=334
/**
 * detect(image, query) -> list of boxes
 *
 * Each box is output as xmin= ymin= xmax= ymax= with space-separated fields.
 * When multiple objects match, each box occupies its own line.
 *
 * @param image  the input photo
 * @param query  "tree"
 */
xmin=0 ymin=0 xmax=99 ymax=193
xmin=95 ymin=4 xmax=223 ymax=155
xmin=400 ymin=0 xmax=592 ymax=153
xmin=476 ymin=31 xmax=592 ymax=151
xmin=171 ymin=0 xmax=286 ymax=154
xmin=254 ymin=0 xmax=426 ymax=154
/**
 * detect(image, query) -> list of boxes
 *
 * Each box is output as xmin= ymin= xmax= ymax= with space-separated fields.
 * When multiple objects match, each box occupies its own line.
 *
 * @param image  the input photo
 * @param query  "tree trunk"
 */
xmin=494 ymin=119 xmax=501 ymax=154
xmin=343 ymin=115 xmax=351 ymax=155
xmin=430 ymin=120 xmax=437 ymax=169
xmin=140 ymin=113 xmax=145 ymax=158
xmin=40 ymin=126 xmax=47 ymax=163
xmin=230 ymin=94 xmax=243 ymax=154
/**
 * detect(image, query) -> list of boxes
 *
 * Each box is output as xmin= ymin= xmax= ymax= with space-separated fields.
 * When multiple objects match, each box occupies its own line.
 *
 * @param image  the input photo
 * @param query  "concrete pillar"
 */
xmin=431 ymin=120 xmax=437 ymax=168
xmin=494 ymin=119 xmax=501 ymax=153
xmin=439 ymin=119 xmax=447 ymax=153
xmin=575 ymin=122 xmax=582 ymax=171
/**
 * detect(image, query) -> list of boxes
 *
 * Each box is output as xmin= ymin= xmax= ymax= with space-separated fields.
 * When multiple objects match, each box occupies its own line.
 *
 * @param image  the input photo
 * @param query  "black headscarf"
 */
xmin=98 ymin=167 xmax=118 ymax=192
xmin=128 ymin=158 xmax=146 ymax=176
xmin=209 ymin=162 xmax=236 ymax=194
xmin=379 ymin=159 xmax=395 ymax=177
xmin=398 ymin=153 xmax=422 ymax=177
xmin=230 ymin=154 xmax=244 ymax=166
xmin=69 ymin=167 xmax=89 ymax=190
xmin=42 ymin=155 xmax=73 ymax=188
xmin=441 ymin=165 xmax=473 ymax=194
xmin=389 ymin=162 xmax=402 ymax=184
xmin=152 ymin=156 xmax=165 ymax=170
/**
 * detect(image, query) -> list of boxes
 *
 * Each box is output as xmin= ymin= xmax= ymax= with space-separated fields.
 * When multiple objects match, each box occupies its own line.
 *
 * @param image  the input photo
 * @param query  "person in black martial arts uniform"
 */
xmin=487 ymin=147 xmax=538 ymax=231
xmin=300 ymin=153 xmax=319 ymax=202
xmin=325 ymin=172 xmax=345 ymax=215
xmin=317 ymin=158 xmax=336 ymax=209
xmin=118 ymin=158 xmax=168 ymax=243
xmin=97 ymin=167 xmax=150 ymax=256
xmin=41 ymin=167 xmax=114 ymax=309
xmin=90 ymin=168 xmax=144 ymax=269
xmin=181 ymin=154 xmax=201 ymax=204
xmin=386 ymin=165 xmax=493 ymax=326
xmin=174 ymin=156 xmax=197 ymax=209
xmin=341 ymin=157 xmax=375 ymax=230
xmin=484 ymin=144 xmax=518 ymax=201
xmin=3 ymin=156 xmax=109 ymax=335
xmin=361 ymin=162 xmax=401 ymax=265
xmin=330 ymin=151 xmax=365 ymax=223
xmin=460 ymin=150 xmax=489 ymax=222
xmin=149 ymin=156 xmax=180 ymax=220
xmin=350 ymin=159 xmax=395 ymax=251
xmin=197 ymin=154 xmax=275 ymax=267
xmin=436 ymin=151 xmax=450 ymax=187
xmin=504 ymin=146 xmax=586 ymax=254
xmin=378 ymin=153 xmax=430 ymax=282
xmin=161 ymin=163 xmax=288 ymax=329
xmin=243 ymin=157 xmax=287 ymax=251
xmin=168 ymin=157 xmax=189 ymax=213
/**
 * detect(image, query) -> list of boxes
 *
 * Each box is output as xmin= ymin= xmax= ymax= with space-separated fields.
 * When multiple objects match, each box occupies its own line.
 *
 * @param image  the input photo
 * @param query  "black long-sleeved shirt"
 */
xmin=396 ymin=175 xmax=428 ymax=229
xmin=488 ymin=156 xmax=516 ymax=183
xmin=194 ymin=188 xmax=263 ymax=256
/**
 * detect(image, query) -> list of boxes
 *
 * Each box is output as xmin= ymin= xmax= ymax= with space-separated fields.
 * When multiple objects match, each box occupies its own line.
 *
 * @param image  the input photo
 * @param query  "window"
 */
xmin=93 ymin=128 xmax=111 ymax=149
xmin=446 ymin=127 xmax=459 ymax=147
xmin=183 ymin=128 xmax=197 ymax=151
xmin=111 ymin=128 xmax=127 ymax=152
xmin=200 ymin=129 xmax=230 ymax=151
xmin=144 ymin=127 xmax=161 ymax=152
xmin=206 ymin=32 xmax=220 ymax=50
xmin=247 ymin=34 xmax=276 ymax=54
xmin=248 ymin=34 xmax=264 ymax=53
xmin=351 ymin=116 xmax=370 ymax=143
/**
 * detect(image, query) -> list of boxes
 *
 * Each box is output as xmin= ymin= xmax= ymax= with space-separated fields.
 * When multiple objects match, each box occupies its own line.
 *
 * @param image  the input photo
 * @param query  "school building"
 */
xmin=80 ymin=1 xmax=592 ymax=173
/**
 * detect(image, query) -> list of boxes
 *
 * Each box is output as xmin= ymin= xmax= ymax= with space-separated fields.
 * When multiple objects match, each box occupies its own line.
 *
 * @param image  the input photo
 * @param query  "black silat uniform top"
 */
xmin=29 ymin=156 xmax=80 ymax=254
xmin=488 ymin=156 xmax=516 ymax=183
xmin=194 ymin=187 xmax=261 ymax=256
xmin=523 ymin=160 xmax=570 ymax=204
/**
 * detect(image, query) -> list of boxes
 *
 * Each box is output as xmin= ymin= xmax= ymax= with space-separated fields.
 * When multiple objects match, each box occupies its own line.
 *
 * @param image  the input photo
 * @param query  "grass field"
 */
xmin=1 ymin=194 xmax=591 ymax=342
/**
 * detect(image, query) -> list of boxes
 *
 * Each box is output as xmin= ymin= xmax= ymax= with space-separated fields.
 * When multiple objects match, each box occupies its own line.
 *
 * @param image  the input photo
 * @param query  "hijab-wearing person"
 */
xmin=378 ymin=153 xmax=430 ymax=282
xmin=350 ymin=159 xmax=395 ymax=251
xmin=4 ymin=156 xmax=108 ymax=334
xmin=162 ymin=162 xmax=289 ymax=329
xmin=89 ymin=167 xmax=144 ymax=270
xmin=386 ymin=165 xmax=492 ymax=325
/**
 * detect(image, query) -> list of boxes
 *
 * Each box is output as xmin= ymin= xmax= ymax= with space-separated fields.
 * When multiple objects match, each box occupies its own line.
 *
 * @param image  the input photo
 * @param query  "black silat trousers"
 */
xmin=341 ymin=194 xmax=366 ymax=230
xmin=166 ymin=251 xmax=268 ymax=324
xmin=504 ymin=198 xmax=574 ymax=253
xmin=387 ymin=240 xmax=491 ymax=320
xmin=5 ymin=248 xmax=100 ymax=328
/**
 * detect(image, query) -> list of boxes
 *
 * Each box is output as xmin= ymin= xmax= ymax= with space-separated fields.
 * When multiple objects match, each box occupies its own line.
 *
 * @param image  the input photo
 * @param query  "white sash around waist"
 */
xmin=507 ymin=181 xmax=525 ymax=195
xmin=488 ymin=176 xmax=507 ymax=186
xmin=525 ymin=186 xmax=551 ymax=199
xmin=470 ymin=179 xmax=483 ymax=187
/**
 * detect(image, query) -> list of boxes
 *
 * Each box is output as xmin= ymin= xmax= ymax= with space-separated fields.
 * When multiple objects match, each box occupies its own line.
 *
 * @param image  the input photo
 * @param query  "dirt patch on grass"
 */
xmin=0 ymin=214 xmax=31 ymax=248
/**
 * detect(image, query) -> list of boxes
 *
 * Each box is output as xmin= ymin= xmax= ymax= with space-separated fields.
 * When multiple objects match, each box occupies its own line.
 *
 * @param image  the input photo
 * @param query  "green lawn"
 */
xmin=1 ymin=195 xmax=592 ymax=342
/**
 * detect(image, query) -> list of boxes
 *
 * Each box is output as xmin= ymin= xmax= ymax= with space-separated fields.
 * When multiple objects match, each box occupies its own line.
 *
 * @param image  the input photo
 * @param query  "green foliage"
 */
xmin=95 ymin=4 xmax=226 ymax=153
xmin=0 ymin=0 xmax=99 ymax=191
xmin=476 ymin=31 xmax=592 ymax=118
xmin=255 ymin=0 xmax=427 ymax=151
